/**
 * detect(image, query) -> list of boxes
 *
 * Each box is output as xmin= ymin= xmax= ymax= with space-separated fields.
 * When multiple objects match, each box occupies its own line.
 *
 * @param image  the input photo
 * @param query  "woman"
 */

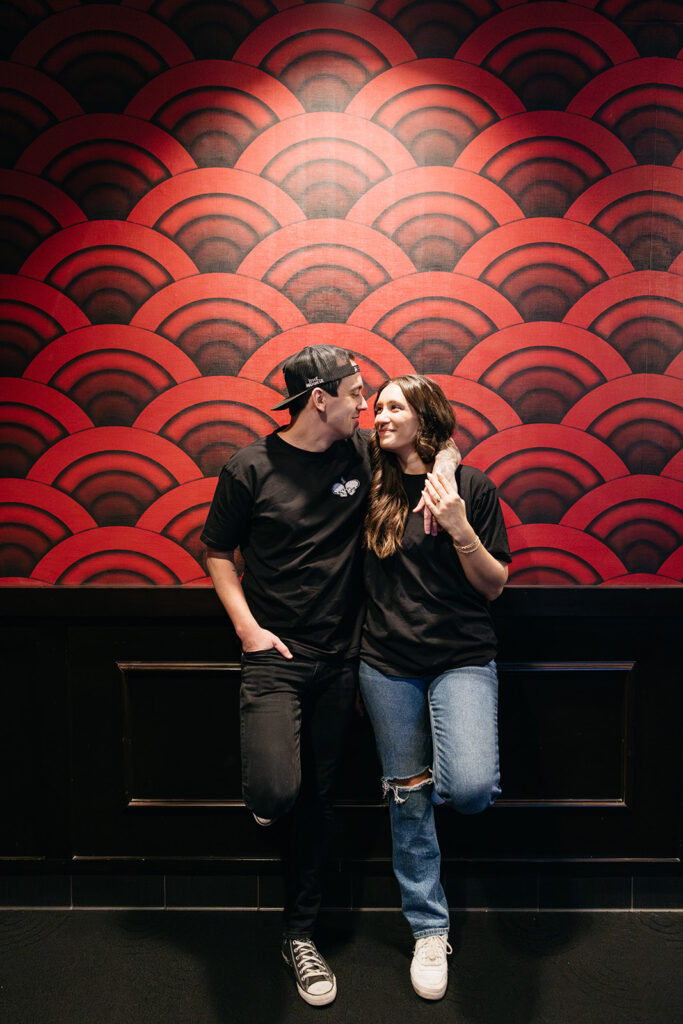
xmin=359 ymin=375 xmax=511 ymax=1001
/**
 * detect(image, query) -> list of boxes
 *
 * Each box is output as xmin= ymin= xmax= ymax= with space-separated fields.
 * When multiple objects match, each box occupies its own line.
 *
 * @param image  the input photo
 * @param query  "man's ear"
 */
xmin=310 ymin=387 xmax=326 ymax=411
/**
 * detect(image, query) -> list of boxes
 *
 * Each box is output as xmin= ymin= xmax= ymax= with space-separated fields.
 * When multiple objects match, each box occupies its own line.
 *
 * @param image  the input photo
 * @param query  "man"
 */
xmin=202 ymin=345 xmax=369 ymax=1007
xmin=202 ymin=345 xmax=456 ymax=1007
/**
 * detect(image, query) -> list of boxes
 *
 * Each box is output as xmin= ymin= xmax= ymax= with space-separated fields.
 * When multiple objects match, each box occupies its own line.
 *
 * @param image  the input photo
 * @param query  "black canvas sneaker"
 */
xmin=281 ymin=937 xmax=337 ymax=1006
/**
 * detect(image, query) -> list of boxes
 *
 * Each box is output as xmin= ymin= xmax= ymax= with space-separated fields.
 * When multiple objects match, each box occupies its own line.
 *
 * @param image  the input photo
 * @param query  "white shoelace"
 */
xmin=291 ymin=940 xmax=330 ymax=981
xmin=415 ymin=935 xmax=453 ymax=964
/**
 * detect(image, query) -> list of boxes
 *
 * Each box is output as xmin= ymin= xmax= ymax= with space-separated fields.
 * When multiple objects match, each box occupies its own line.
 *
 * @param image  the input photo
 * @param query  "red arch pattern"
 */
xmin=0 ymin=1 xmax=680 ymax=586
xmin=568 ymin=57 xmax=683 ymax=164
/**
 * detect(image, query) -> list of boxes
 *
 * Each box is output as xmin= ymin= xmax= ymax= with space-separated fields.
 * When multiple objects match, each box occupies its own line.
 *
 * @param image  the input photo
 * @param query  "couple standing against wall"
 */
xmin=201 ymin=345 xmax=511 ymax=1007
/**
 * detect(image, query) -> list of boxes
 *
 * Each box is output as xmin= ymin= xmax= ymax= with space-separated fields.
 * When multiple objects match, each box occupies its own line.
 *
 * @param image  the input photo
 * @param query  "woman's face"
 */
xmin=374 ymin=382 xmax=420 ymax=463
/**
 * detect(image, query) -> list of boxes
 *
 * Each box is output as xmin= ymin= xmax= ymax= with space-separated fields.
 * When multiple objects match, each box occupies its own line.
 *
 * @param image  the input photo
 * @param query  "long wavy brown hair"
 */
xmin=363 ymin=375 xmax=456 ymax=558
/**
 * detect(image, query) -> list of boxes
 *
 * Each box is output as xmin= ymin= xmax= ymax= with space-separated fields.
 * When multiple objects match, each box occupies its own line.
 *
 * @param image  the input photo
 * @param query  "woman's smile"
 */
xmin=374 ymin=382 xmax=422 ymax=468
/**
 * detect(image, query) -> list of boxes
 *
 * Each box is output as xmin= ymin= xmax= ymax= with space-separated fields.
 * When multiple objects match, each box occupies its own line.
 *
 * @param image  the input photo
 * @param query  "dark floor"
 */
xmin=1 ymin=909 xmax=681 ymax=1024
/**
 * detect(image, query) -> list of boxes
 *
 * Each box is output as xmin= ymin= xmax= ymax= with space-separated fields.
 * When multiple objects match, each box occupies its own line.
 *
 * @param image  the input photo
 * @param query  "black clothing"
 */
xmin=201 ymin=429 xmax=370 ymax=659
xmin=240 ymin=649 xmax=356 ymax=936
xmin=201 ymin=427 xmax=370 ymax=935
xmin=361 ymin=465 xmax=511 ymax=677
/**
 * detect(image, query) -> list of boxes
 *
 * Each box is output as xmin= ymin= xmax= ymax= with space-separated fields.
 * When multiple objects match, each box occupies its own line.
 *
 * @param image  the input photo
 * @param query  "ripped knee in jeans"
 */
xmin=382 ymin=768 xmax=433 ymax=804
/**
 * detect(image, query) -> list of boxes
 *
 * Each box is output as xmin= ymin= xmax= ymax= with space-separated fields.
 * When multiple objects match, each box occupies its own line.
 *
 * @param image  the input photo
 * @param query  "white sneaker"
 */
xmin=410 ymin=933 xmax=452 ymax=1000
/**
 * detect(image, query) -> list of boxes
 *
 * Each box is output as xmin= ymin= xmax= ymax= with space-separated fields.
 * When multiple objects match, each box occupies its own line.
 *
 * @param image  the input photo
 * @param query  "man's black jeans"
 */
xmin=239 ymin=649 xmax=357 ymax=936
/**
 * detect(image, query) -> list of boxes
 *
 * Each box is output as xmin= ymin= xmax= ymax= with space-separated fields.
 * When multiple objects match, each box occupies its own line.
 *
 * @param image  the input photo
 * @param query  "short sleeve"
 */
xmin=472 ymin=480 xmax=511 ymax=564
xmin=200 ymin=464 xmax=253 ymax=552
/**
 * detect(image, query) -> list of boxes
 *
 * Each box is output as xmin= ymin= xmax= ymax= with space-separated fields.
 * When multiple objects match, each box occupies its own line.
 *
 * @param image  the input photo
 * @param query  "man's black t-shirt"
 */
xmin=361 ymin=465 xmax=511 ymax=677
xmin=200 ymin=429 xmax=371 ymax=659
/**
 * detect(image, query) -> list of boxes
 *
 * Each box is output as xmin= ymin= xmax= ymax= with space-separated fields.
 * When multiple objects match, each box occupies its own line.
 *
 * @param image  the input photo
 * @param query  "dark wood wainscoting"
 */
xmin=1 ymin=587 xmax=681 ymax=886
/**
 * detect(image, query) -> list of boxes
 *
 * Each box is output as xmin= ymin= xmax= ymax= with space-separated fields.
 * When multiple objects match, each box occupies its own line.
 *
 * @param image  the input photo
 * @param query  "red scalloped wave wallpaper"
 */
xmin=0 ymin=0 xmax=681 ymax=586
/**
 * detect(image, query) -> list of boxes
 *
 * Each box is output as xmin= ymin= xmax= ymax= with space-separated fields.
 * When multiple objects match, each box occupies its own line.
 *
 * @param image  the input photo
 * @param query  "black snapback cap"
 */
xmin=271 ymin=345 xmax=360 ymax=410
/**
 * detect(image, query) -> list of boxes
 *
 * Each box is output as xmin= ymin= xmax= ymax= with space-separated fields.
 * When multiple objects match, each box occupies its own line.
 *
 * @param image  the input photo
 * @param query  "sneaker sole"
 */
xmin=282 ymin=952 xmax=337 ymax=1007
xmin=295 ymin=977 xmax=337 ymax=1007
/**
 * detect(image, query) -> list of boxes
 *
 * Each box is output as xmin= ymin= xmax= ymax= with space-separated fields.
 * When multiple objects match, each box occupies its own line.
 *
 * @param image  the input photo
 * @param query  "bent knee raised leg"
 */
xmin=438 ymin=776 xmax=499 ymax=815
xmin=245 ymin=773 xmax=300 ymax=821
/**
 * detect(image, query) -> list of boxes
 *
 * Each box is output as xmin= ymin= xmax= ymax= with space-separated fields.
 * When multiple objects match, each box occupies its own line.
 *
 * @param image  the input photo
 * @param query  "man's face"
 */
xmin=323 ymin=372 xmax=367 ymax=440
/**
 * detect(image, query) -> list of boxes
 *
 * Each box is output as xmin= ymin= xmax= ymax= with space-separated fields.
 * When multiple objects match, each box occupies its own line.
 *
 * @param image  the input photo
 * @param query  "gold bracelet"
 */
xmin=454 ymin=535 xmax=481 ymax=555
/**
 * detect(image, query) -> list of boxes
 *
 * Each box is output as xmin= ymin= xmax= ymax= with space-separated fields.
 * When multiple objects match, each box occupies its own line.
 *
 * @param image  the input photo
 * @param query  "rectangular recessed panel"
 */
xmin=119 ymin=660 xmax=634 ymax=813
xmin=498 ymin=662 xmax=633 ymax=806
xmin=119 ymin=662 xmax=242 ymax=806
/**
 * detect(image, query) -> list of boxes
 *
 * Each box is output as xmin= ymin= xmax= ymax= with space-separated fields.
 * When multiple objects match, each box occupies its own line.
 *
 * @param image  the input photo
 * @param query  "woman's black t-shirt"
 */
xmin=361 ymin=465 xmax=511 ymax=677
xmin=201 ymin=429 xmax=370 ymax=660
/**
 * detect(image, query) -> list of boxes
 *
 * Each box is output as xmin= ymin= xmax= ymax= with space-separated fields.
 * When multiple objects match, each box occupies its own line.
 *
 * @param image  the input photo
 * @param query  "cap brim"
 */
xmin=271 ymin=387 xmax=312 ymax=411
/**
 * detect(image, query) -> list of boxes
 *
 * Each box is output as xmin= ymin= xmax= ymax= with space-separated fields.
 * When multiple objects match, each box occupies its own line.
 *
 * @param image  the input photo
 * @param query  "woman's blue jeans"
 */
xmin=359 ymin=659 xmax=501 ymax=938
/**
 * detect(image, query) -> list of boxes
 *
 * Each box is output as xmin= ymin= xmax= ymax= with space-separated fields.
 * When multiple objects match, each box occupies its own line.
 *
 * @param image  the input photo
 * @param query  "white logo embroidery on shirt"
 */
xmin=332 ymin=477 xmax=360 ymax=498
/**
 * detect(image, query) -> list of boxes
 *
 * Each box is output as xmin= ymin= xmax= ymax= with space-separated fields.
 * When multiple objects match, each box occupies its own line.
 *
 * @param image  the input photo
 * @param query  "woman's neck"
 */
xmin=397 ymin=450 xmax=432 ymax=475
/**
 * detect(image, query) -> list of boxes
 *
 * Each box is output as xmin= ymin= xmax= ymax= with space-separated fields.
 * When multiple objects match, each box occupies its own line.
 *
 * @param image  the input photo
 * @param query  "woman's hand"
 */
xmin=421 ymin=472 xmax=509 ymax=600
xmin=421 ymin=472 xmax=477 ymax=548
